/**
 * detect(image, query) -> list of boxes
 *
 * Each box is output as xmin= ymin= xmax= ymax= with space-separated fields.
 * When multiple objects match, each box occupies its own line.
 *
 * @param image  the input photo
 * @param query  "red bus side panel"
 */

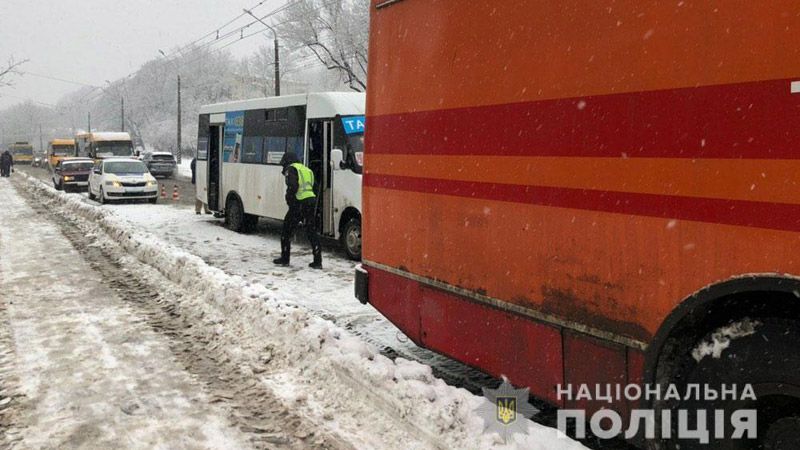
xmin=368 ymin=266 xmax=646 ymax=407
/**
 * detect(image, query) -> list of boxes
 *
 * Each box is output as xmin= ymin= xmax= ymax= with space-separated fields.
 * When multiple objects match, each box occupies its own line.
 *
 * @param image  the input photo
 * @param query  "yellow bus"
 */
xmin=47 ymin=138 xmax=76 ymax=169
xmin=9 ymin=142 xmax=33 ymax=165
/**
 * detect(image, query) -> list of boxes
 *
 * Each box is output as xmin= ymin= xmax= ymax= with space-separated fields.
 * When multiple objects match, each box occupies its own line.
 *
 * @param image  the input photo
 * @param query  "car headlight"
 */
xmin=105 ymin=180 xmax=123 ymax=187
xmin=63 ymin=176 xmax=74 ymax=181
xmin=146 ymin=180 xmax=157 ymax=187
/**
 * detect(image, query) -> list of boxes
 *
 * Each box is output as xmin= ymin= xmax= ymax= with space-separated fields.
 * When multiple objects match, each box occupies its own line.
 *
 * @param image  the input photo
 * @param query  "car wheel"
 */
xmin=88 ymin=185 xmax=96 ymax=200
xmin=54 ymin=179 xmax=61 ymax=191
xmin=99 ymin=187 xmax=107 ymax=204
xmin=341 ymin=217 xmax=362 ymax=260
xmin=149 ymin=196 xmax=158 ymax=204
xmin=225 ymin=197 xmax=245 ymax=232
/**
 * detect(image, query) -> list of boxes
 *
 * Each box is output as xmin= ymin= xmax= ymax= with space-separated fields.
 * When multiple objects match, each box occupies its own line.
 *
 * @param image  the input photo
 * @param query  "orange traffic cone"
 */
xmin=172 ymin=184 xmax=180 ymax=201
xmin=160 ymin=184 xmax=167 ymax=199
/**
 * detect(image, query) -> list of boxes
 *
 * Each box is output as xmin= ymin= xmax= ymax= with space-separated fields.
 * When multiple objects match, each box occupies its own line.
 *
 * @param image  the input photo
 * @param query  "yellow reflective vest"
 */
xmin=291 ymin=162 xmax=316 ymax=201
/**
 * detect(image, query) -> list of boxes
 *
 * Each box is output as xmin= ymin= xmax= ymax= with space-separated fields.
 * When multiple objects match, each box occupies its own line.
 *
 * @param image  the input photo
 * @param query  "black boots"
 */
xmin=273 ymin=256 xmax=290 ymax=266
xmin=308 ymin=247 xmax=323 ymax=270
xmin=274 ymin=241 xmax=322 ymax=269
xmin=273 ymin=240 xmax=291 ymax=266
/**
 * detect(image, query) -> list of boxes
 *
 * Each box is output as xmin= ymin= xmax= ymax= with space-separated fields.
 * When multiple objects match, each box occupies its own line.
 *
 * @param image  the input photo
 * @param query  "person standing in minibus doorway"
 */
xmin=273 ymin=152 xmax=322 ymax=269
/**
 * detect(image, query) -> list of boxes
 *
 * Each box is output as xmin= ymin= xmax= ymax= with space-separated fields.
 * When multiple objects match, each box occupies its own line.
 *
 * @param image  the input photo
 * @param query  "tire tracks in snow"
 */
xmin=14 ymin=180 xmax=353 ymax=450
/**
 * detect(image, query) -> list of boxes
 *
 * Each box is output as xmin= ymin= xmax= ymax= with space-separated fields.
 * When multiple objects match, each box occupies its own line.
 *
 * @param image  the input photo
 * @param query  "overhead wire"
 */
xmin=160 ymin=0 xmax=273 ymax=60
xmin=7 ymin=0 xmax=345 ymax=113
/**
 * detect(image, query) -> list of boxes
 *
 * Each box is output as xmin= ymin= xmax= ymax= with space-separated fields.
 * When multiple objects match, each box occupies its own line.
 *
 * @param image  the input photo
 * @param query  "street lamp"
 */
xmin=243 ymin=8 xmax=280 ymax=96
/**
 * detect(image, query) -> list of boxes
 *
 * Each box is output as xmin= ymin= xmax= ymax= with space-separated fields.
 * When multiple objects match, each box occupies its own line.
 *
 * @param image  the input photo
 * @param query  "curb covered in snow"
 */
xmin=17 ymin=173 xmax=586 ymax=450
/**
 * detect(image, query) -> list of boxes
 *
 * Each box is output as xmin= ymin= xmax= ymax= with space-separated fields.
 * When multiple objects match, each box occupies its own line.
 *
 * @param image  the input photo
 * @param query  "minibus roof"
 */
xmin=75 ymin=132 xmax=132 ymax=142
xmin=50 ymin=138 xmax=75 ymax=146
xmin=199 ymin=92 xmax=364 ymax=119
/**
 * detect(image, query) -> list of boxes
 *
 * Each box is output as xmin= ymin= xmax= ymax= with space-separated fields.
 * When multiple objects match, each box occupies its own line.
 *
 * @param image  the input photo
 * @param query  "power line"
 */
xmin=18 ymin=71 xmax=101 ymax=88
xmin=7 ymin=0 xmax=344 ymax=115
xmin=164 ymin=0 xmax=303 ymax=67
xmin=0 ymin=94 xmax=59 ymax=107
xmin=161 ymin=0 xmax=273 ymax=60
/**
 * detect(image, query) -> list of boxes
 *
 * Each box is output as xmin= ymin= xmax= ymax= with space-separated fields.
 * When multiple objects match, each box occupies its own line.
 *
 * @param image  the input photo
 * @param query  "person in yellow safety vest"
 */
xmin=273 ymin=152 xmax=323 ymax=269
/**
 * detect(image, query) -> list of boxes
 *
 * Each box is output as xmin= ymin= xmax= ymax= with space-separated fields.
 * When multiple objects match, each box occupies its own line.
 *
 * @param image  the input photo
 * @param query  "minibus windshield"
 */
xmin=95 ymin=141 xmax=133 ymax=157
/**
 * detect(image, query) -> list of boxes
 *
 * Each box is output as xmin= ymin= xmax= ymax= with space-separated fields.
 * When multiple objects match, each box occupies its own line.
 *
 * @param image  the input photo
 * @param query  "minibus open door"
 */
xmin=308 ymin=120 xmax=335 ymax=237
xmin=207 ymin=125 xmax=222 ymax=211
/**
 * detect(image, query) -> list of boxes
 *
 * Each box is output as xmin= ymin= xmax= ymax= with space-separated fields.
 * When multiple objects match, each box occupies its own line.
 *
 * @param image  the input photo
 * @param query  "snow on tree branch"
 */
xmin=277 ymin=0 xmax=369 ymax=92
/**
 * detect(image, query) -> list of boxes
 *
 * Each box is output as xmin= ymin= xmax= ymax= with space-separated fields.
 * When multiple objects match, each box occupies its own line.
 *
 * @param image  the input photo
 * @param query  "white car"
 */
xmin=88 ymin=158 xmax=159 ymax=204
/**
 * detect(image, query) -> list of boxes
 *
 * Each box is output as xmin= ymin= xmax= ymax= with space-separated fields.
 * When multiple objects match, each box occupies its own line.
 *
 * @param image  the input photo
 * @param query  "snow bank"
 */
xmin=17 ymin=173 xmax=585 ymax=450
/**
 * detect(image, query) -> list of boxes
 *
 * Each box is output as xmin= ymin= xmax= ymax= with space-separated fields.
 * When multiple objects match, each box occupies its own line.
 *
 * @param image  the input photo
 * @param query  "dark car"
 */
xmin=142 ymin=152 xmax=176 ymax=177
xmin=52 ymin=157 xmax=94 ymax=192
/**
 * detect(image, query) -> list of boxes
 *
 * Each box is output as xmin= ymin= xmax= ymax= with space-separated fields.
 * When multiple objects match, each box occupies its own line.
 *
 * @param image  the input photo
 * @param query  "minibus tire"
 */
xmin=658 ymin=317 xmax=800 ymax=450
xmin=99 ymin=187 xmax=107 ymax=205
xmin=341 ymin=218 xmax=362 ymax=260
xmin=225 ymin=197 xmax=245 ymax=232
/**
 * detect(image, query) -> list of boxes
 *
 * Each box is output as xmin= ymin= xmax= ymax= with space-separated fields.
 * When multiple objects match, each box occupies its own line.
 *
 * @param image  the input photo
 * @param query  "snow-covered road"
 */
xmin=4 ymin=170 xmax=590 ymax=449
xmin=0 ymin=178 xmax=254 ymax=448
xmin=21 ymin=166 xmax=496 ymax=393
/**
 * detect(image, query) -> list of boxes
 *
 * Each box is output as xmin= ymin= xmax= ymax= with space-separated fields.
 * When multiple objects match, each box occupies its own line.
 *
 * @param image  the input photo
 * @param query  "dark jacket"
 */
xmin=0 ymin=151 xmax=12 ymax=167
xmin=190 ymin=157 xmax=196 ymax=184
xmin=280 ymin=152 xmax=301 ymax=206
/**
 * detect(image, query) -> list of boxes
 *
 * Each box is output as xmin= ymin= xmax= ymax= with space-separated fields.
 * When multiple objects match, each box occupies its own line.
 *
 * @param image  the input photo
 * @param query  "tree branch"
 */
xmin=0 ymin=57 xmax=28 ymax=88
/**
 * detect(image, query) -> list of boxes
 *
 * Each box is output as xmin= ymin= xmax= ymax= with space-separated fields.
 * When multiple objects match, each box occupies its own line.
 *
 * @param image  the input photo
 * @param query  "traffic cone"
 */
xmin=172 ymin=184 xmax=180 ymax=201
xmin=160 ymin=184 xmax=167 ymax=199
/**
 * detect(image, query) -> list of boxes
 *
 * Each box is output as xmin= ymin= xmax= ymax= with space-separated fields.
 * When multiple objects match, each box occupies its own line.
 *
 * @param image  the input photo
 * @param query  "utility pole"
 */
xmin=88 ymin=112 xmax=91 ymax=132
xmin=38 ymin=124 xmax=43 ymax=153
xmin=274 ymin=38 xmax=280 ymax=96
xmin=244 ymin=8 xmax=280 ymax=96
xmin=176 ymin=74 xmax=182 ymax=163
xmin=158 ymin=49 xmax=182 ymax=163
xmin=121 ymin=97 xmax=125 ymax=132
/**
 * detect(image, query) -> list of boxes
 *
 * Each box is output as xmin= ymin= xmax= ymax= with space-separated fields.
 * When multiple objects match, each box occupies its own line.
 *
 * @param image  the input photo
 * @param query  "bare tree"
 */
xmin=278 ymin=0 xmax=369 ymax=92
xmin=0 ymin=57 xmax=27 ymax=88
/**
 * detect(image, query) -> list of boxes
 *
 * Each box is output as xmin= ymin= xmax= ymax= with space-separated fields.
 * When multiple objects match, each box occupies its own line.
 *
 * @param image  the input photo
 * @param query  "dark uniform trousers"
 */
xmin=280 ymin=197 xmax=321 ymax=258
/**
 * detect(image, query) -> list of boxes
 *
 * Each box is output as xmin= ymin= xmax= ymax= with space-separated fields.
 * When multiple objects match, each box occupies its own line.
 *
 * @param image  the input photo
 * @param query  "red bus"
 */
xmin=358 ymin=1 xmax=800 ymax=447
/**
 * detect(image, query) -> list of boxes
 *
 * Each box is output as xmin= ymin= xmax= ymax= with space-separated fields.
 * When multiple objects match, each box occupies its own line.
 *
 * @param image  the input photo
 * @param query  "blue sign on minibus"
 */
xmin=342 ymin=116 xmax=365 ymax=135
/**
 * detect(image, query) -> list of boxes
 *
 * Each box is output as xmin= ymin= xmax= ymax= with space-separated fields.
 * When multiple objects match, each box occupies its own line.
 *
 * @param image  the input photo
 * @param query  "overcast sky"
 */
xmin=0 ymin=0 xmax=282 ymax=109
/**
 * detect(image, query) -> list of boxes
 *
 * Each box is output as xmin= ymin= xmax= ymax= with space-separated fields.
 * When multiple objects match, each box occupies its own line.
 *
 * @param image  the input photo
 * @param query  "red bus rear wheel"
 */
xmin=659 ymin=318 xmax=800 ymax=450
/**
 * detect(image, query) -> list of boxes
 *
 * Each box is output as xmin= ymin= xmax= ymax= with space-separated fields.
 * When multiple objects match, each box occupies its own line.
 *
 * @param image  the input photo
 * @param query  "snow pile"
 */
xmin=18 ymin=173 xmax=585 ymax=450
xmin=691 ymin=318 xmax=761 ymax=362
